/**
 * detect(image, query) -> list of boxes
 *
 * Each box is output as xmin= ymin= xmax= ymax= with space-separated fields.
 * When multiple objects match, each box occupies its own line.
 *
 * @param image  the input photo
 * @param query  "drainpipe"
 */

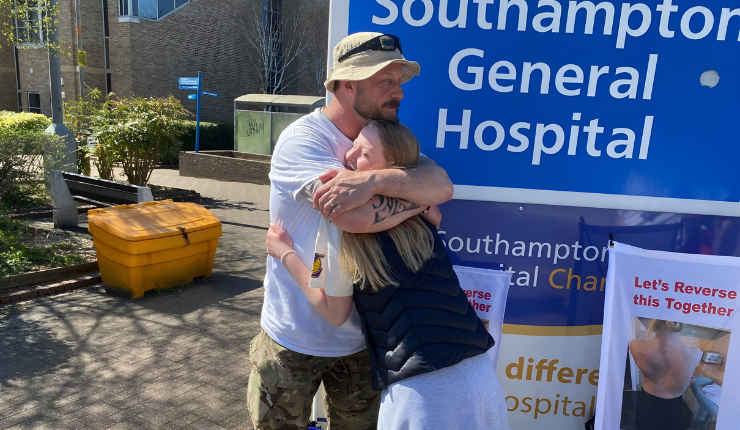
xmin=75 ymin=0 xmax=84 ymax=98
xmin=46 ymin=0 xmax=77 ymax=172
xmin=13 ymin=46 xmax=21 ymax=111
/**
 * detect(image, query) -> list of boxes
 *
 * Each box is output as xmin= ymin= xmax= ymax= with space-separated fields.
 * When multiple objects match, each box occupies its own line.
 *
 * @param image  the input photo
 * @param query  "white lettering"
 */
xmin=555 ymin=64 xmax=584 ymax=96
xmin=489 ymin=61 xmax=517 ymax=92
xmin=449 ymin=48 xmax=485 ymax=91
xmin=565 ymin=1 xmax=614 ymax=34
xmin=616 ymin=3 xmax=652 ymax=49
xmin=680 ymin=6 xmax=714 ymax=40
xmin=475 ymin=121 xmax=506 ymax=151
xmin=402 ymin=0 xmax=434 ymax=26
xmin=372 ymin=0 xmax=398 ymax=25
xmin=606 ymin=128 xmax=635 ymax=158
xmin=439 ymin=0 xmax=469 ymax=28
xmin=533 ymin=0 xmax=562 ymax=32
xmin=532 ymin=123 xmax=565 ymax=165
xmin=437 ymin=109 xmax=471 ymax=148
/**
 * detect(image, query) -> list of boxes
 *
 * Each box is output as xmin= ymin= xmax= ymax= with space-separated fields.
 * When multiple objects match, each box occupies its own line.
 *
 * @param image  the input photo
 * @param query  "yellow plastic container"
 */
xmin=88 ymin=200 xmax=222 ymax=299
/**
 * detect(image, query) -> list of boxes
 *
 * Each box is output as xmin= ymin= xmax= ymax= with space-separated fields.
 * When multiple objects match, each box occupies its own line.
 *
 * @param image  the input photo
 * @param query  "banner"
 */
xmin=597 ymin=242 xmax=740 ymax=430
xmin=438 ymin=199 xmax=740 ymax=429
xmin=454 ymin=265 xmax=512 ymax=368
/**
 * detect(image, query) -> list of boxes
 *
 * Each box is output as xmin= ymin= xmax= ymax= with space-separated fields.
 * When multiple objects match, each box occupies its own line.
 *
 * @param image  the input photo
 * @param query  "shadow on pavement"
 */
xmin=200 ymin=198 xmax=266 ymax=212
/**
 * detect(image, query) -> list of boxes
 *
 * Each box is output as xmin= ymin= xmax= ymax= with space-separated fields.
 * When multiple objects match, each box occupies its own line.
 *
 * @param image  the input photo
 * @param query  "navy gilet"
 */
xmin=352 ymin=220 xmax=495 ymax=391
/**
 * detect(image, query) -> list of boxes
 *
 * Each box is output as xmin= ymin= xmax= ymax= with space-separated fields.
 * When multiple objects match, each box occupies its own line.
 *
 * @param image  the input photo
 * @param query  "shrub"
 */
xmin=0 ymin=111 xmax=51 ymax=131
xmin=0 ymin=127 xmax=68 ymax=205
xmin=180 ymin=121 xmax=234 ymax=152
xmin=66 ymin=91 xmax=188 ymax=184
xmin=64 ymin=88 xmax=109 ymax=177
xmin=159 ymin=120 xmax=233 ymax=164
xmin=94 ymin=95 xmax=188 ymax=185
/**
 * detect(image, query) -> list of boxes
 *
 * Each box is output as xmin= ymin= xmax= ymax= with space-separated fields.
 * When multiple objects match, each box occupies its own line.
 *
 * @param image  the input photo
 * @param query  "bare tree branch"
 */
xmin=242 ymin=0 xmax=309 ymax=97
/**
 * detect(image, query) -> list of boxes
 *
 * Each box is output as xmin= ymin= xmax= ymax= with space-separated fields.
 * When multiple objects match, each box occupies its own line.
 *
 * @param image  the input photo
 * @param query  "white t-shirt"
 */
xmin=309 ymin=218 xmax=354 ymax=297
xmin=263 ymin=109 xmax=366 ymax=357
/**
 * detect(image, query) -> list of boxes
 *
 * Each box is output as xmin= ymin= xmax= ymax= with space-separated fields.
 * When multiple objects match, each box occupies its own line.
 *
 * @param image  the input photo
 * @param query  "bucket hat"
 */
xmin=324 ymin=32 xmax=420 ymax=93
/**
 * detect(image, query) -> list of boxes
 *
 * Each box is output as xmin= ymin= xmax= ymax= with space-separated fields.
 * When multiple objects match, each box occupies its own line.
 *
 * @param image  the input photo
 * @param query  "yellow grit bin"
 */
xmin=88 ymin=200 xmax=222 ymax=298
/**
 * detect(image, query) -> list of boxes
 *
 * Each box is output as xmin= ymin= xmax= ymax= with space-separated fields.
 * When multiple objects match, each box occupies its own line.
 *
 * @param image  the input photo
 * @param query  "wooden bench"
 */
xmin=50 ymin=170 xmax=153 ymax=228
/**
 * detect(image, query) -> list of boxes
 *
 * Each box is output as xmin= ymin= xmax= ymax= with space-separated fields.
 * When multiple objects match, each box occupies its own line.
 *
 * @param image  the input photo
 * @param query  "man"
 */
xmin=247 ymin=32 xmax=454 ymax=429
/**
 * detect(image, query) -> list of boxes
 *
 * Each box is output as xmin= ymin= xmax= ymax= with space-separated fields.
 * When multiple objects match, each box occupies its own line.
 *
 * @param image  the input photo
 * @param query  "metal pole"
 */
xmin=195 ymin=71 xmax=202 ymax=153
xmin=46 ymin=0 xmax=77 ymax=172
xmin=75 ymin=0 xmax=84 ymax=98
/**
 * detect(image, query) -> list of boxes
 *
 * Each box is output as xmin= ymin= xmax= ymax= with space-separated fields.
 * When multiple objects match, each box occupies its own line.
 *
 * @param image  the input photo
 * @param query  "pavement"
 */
xmin=0 ymin=168 xmax=272 ymax=430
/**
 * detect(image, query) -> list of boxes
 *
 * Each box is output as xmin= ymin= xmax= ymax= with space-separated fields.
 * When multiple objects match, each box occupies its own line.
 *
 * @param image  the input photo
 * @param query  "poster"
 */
xmin=597 ymin=242 xmax=740 ymax=430
xmin=438 ymin=199 xmax=740 ymax=428
xmin=454 ymin=265 xmax=512 ymax=368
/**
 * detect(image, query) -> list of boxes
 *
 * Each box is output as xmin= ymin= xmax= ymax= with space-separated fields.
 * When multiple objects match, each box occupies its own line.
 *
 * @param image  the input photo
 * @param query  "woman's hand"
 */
xmin=422 ymin=205 xmax=442 ymax=230
xmin=266 ymin=224 xmax=295 ymax=259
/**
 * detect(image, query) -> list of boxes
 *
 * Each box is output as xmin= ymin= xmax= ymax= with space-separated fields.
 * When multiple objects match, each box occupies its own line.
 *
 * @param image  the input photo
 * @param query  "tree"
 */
xmin=299 ymin=0 xmax=329 ymax=96
xmin=242 ymin=0 xmax=308 ymax=96
xmin=0 ymin=0 xmax=63 ymax=52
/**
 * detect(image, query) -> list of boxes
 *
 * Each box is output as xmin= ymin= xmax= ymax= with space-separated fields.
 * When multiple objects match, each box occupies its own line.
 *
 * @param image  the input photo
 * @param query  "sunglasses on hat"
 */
xmin=338 ymin=34 xmax=403 ymax=63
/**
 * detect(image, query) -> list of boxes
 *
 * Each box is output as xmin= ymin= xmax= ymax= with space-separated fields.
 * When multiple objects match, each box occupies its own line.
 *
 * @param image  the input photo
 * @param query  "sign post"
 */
xmin=178 ymin=73 xmax=220 ymax=153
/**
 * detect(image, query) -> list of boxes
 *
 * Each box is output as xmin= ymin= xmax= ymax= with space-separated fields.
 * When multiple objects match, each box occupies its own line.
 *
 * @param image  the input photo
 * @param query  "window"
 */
xmin=119 ymin=0 xmax=188 ymax=21
xmin=27 ymin=92 xmax=41 ymax=114
xmin=14 ymin=0 xmax=46 ymax=46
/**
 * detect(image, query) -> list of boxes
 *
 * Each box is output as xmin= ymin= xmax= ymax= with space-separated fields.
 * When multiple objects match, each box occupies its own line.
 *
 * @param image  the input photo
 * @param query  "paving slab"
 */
xmin=0 ymin=169 xmax=271 ymax=430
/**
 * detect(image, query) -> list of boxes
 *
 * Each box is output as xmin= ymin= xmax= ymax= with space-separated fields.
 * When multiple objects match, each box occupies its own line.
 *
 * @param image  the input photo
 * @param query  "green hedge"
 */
xmin=160 ymin=120 xmax=233 ymax=164
xmin=0 ymin=111 xmax=51 ymax=131
xmin=180 ymin=120 xmax=233 ymax=152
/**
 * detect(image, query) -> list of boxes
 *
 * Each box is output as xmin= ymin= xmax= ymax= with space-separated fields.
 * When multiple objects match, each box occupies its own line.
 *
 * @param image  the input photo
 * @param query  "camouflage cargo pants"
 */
xmin=247 ymin=330 xmax=380 ymax=430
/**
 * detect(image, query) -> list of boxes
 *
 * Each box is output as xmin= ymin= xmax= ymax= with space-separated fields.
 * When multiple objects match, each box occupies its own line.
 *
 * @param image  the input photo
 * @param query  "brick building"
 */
xmin=0 ymin=0 xmax=329 ymax=122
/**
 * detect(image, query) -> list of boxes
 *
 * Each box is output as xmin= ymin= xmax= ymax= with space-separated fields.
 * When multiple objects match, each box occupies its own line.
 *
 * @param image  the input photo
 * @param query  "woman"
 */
xmin=629 ymin=319 xmax=701 ymax=430
xmin=267 ymin=119 xmax=511 ymax=429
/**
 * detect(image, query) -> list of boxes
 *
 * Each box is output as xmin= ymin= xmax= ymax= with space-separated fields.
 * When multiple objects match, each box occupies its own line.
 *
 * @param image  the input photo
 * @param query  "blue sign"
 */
xmin=346 ymin=1 xmax=740 ymax=207
xmin=201 ymin=91 xmax=220 ymax=98
xmin=176 ymin=71 xmax=215 ymax=153
xmin=179 ymin=77 xmax=198 ymax=86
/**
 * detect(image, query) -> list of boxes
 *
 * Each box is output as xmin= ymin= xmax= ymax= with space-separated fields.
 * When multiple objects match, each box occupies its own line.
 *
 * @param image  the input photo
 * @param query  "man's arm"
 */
xmin=313 ymin=156 xmax=454 ymax=220
xmin=332 ymin=195 xmax=427 ymax=233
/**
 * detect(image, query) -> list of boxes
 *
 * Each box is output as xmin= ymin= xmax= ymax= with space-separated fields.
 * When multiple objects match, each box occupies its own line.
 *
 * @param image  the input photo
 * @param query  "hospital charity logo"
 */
xmin=312 ymin=253 xmax=325 ymax=278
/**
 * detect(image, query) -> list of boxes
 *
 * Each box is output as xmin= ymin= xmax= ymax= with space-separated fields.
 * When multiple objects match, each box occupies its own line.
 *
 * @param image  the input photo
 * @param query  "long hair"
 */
xmin=340 ymin=120 xmax=434 ymax=292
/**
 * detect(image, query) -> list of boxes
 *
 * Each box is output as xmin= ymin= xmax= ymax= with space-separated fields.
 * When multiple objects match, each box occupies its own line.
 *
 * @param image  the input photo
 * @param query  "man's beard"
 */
xmin=353 ymin=85 xmax=400 ymax=121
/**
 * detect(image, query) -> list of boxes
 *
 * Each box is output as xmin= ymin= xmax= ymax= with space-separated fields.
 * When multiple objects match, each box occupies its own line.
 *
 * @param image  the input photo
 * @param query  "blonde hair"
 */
xmin=648 ymin=319 xmax=683 ymax=335
xmin=340 ymin=120 xmax=434 ymax=292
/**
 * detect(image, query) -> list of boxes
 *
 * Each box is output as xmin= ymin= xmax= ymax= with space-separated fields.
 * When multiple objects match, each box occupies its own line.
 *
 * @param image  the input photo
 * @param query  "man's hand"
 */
xmin=422 ymin=205 xmax=442 ymax=230
xmin=313 ymin=169 xmax=375 ymax=220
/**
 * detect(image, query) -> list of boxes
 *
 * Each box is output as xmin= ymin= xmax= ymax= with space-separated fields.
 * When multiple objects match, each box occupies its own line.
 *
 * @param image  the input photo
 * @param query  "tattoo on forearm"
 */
xmin=372 ymin=195 xmax=420 ymax=224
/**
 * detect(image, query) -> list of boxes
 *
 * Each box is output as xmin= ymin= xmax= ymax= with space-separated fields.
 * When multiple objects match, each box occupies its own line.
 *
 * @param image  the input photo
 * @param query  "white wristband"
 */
xmin=280 ymin=250 xmax=297 ymax=266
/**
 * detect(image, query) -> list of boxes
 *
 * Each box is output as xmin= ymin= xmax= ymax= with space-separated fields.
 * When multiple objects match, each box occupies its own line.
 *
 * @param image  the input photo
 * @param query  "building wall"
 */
xmin=108 ymin=0 xmax=258 ymax=122
xmin=16 ymin=49 xmax=51 ymax=116
xmin=78 ymin=0 xmax=107 ymax=95
xmin=6 ymin=0 xmax=329 ymax=120
xmin=8 ymin=0 xmax=107 ymax=116
xmin=0 ymin=34 xmax=18 ymax=112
